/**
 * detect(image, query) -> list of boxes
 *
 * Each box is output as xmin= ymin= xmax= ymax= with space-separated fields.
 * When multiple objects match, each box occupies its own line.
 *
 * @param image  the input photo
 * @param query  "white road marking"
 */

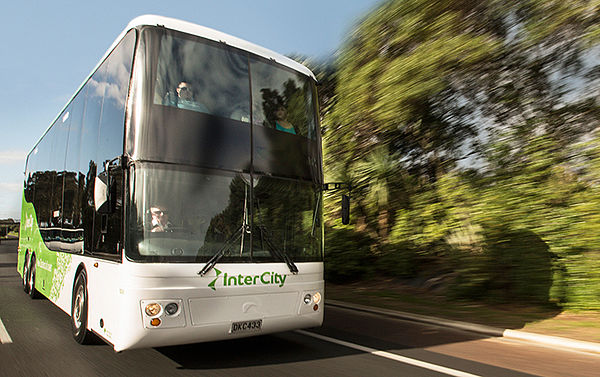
xmin=0 ymin=317 xmax=13 ymax=344
xmin=296 ymin=330 xmax=482 ymax=377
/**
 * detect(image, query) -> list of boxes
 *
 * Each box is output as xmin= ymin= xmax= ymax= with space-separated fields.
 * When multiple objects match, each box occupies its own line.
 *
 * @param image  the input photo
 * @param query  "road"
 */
xmin=0 ymin=239 xmax=598 ymax=376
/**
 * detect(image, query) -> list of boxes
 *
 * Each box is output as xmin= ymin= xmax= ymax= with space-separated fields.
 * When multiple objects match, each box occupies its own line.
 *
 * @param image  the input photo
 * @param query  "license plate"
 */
xmin=230 ymin=319 xmax=262 ymax=334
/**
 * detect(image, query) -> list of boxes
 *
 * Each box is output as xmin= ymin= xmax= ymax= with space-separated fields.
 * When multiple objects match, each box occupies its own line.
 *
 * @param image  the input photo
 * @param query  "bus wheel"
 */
xmin=27 ymin=254 xmax=41 ymax=299
xmin=22 ymin=252 xmax=30 ymax=294
xmin=71 ymin=271 xmax=93 ymax=344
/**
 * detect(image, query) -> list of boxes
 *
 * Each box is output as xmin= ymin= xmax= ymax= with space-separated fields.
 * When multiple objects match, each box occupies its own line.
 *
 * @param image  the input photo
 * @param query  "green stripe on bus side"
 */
xmin=18 ymin=191 xmax=72 ymax=302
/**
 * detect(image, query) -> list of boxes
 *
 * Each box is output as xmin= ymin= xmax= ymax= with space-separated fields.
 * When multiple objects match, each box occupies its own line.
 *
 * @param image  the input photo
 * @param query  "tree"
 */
xmin=323 ymin=0 xmax=600 ymax=308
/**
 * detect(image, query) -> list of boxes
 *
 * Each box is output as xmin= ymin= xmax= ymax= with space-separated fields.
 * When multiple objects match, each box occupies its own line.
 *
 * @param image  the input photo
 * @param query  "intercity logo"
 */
xmin=208 ymin=268 xmax=287 ymax=291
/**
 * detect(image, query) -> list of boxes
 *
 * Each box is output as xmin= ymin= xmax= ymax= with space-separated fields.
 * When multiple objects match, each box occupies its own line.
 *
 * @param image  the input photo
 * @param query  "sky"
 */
xmin=0 ymin=0 xmax=381 ymax=220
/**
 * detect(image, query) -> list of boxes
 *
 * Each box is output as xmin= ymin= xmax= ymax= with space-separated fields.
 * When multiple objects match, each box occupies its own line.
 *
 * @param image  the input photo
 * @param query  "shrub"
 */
xmin=374 ymin=242 xmax=418 ymax=279
xmin=324 ymin=227 xmax=374 ymax=283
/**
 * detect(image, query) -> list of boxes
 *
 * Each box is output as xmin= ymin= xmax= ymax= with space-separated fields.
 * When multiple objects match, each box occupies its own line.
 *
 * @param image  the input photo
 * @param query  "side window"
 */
xmin=94 ymin=30 xmax=135 ymax=259
xmin=80 ymin=64 xmax=106 ymax=253
xmin=62 ymin=88 xmax=87 ymax=252
xmin=50 ymin=108 xmax=70 ymax=230
xmin=33 ymin=127 xmax=55 ymax=239
xmin=97 ymin=30 xmax=135 ymax=164
xmin=24 ymin=152 xmax=36 ymax=203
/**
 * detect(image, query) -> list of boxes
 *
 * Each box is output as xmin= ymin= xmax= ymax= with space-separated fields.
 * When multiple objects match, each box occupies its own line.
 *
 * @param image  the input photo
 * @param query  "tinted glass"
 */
xmin=127 ymin=163 xmax=322 ymax=263
xmin=250 ymin=59 xmax=317 ymax=139
xmin=127 ymin=163 xmax=250 ymax=262
xmin=97 ymin=30 xmax=135 ymax=164
xmin=62 ymin=87 xmax=86 ymax=246
xmin=253 ymin=175 xmax=322 ymax=262
xmin=80 ymin=65 xmax=104 ymax=170
xmin=32 ymin=129 xmax=53 ymax=231
xmin=31 ymin=125 xmax=61 ymax=248
xmin=79 ymin=66 xmax=106 ymax=253
xmin=153 ymin=33 xmax=250 ymax=121
xmin=50 ymin=109 xmax=70 ymax=230
xmin=250 ymin=59 xmax=321 ymax=180
xmin=134 ymin=28 xmax=251 ymax=172
xmin=93 ymin=31 xmax=135 ymax=259
xmin=24 ymin=152 xmax=35 ymax=203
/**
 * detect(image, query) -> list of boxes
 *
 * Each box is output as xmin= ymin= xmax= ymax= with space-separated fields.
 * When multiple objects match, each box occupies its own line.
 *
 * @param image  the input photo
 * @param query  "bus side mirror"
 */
xmin=341 ymin=195 xmax=350 ymax=225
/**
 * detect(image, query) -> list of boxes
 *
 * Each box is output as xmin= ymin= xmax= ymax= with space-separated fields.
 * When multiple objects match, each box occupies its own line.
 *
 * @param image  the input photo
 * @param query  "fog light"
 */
xmin=145 ymin=303 xmax=161 ymax=316
xmin=303 ymin=294 xmax=312 ymax=304
xmin=165 ymin=302 xmax=178 ymax=316
xmin=150 ymin=318 xmax=161 ymax=327
xmin=313 ymin=292 xmax=321 ymax=304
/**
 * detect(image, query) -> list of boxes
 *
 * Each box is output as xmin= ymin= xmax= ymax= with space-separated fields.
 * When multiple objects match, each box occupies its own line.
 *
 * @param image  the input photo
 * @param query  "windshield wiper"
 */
xmin=311 ymin=194 xmax=321 ymax=238
xmin=198 ymin=223 xmax=299 ymax=276
xmin=198 ymin=224 xmax=247 ymax=277
xmin=255 ymin=225 xmax=298 ymax=274
xmin=200 ymin=184 xmax=251 ymax=277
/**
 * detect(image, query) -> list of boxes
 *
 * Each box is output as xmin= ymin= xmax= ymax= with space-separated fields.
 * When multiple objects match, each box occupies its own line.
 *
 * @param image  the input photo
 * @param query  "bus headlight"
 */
xmin=145 ymin=303 xmax=162 ymax=316
xmin=303 ymin=294 xmax=312 ymax=304
xmin=313 ymin=292 xmax=321 ymax=304
xmin=141 ymin=299 xmax=185 ymax=329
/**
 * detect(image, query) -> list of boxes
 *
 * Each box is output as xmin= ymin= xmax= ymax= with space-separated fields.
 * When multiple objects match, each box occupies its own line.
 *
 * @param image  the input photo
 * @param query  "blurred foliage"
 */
xmin=319 ymin=0 xmax=600 ymax=309
xmin=323 ymin=226 xmax=374 ymax=283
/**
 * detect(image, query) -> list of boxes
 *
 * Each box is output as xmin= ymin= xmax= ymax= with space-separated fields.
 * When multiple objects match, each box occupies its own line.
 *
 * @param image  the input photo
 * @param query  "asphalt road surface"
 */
xmin=1 ymin=239 xmax=598 ymax=376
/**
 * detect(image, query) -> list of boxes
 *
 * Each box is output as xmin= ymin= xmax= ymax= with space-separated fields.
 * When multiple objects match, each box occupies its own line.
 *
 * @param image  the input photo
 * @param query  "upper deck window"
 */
xmin=250 ymin=58 xmax=318 ymax=139
xmin=134 ymin=27 xmax=321 ymax=179
xmin=153 ymin=33 xmax=250 ymax=122
xmin=150 ymin=29 xmax=318 ymax=139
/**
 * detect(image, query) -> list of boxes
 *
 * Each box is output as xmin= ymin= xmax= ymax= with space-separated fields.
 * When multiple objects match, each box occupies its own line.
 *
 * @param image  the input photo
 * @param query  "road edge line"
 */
xmin=326 ymin=300 xmax=600 ymax=355
xmin=0 ymin=317 xmax=13 ymax=344
xmin=296 ymin=330 xmax=482 ymax=377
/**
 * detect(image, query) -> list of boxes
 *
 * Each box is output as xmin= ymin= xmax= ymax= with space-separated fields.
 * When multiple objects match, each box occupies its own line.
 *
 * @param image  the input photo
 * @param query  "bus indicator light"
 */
xmin=150 ymin=318 xmax=161 ymax=327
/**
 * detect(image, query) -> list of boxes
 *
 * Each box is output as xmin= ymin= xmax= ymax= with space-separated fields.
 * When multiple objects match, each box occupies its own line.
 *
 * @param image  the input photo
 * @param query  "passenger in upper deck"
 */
xmin=149 ymin=205 xmax=172 ymax=232
xmin=164 ymin=81 xmax=210 ymax=114
xmin=274 ymin=105 xmax=296 ymax=135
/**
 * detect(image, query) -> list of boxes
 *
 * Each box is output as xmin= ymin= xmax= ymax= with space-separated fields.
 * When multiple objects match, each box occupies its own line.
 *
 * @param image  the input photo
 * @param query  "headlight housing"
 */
xmin=141 ymin=299 xmax=186 ymax=329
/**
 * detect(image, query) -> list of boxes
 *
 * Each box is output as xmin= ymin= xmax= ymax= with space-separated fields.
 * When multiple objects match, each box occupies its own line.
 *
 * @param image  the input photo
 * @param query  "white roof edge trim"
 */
xmin=127 ymin=15 xmax=316 ymax=80
xmin=27 ymin=15 xmax=316 ymax=160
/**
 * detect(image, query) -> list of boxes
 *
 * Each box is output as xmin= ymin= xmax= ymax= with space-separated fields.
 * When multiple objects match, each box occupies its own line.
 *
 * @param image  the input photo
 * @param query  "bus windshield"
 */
xmin=133 ymin=27 xmax=321 ymax=181
xmin=126 ymin=163 xmax=323 ymax=263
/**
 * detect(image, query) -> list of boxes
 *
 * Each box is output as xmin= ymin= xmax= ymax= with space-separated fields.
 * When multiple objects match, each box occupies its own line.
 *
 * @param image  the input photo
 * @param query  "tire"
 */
xmin=71 ymin=270 xmax=94 ymax=344
xmin=27 ymin=254 xmax=41 ymax=299
xmin=22 ymin=252 xmax=30 ymax=294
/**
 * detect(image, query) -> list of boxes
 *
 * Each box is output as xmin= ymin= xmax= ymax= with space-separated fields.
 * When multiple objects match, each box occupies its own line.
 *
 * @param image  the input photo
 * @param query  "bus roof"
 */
xmin=125 ymin=15 xmax=316 ymax=80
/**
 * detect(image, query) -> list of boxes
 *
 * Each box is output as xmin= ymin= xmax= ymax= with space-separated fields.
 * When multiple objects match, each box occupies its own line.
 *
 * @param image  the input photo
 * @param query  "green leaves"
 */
xmin=321 ymin=0 xmax=600 ymax=308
